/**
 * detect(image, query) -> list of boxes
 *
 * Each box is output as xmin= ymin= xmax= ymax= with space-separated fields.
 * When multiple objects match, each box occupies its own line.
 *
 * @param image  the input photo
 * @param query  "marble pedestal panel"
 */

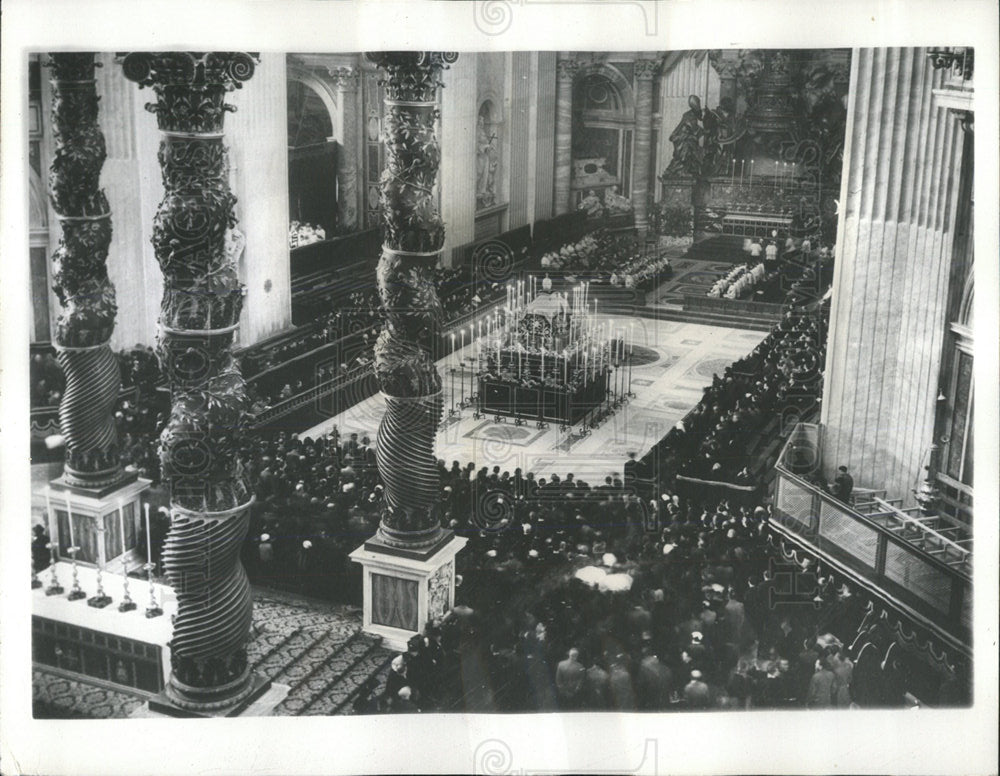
xmin=350 ymin=533 xmax=467 ymax=652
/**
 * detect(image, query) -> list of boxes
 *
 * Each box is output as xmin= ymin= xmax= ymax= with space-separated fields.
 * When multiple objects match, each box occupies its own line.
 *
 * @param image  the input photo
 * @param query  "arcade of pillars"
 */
xmin=36 ymin=50 xmax=471 ymax=715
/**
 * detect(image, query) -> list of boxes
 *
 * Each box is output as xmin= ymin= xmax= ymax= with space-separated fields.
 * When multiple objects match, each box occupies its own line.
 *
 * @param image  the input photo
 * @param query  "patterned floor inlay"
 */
xmin=306 ymin=317 xmax=766 ymax=481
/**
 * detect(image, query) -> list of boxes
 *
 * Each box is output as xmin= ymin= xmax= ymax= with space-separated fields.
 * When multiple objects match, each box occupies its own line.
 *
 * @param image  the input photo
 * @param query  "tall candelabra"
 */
xmin=46 ymin=53 xmax=127 ymax=490
xmin=121 ymin=51 xmax=260 ymax=713
xmin=366 ymin=52 xmax=457 ymax=550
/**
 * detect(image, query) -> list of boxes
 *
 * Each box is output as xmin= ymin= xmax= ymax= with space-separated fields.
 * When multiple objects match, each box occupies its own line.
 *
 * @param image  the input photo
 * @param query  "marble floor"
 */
xmin=304 ymin=316 xmax=766 ymax=484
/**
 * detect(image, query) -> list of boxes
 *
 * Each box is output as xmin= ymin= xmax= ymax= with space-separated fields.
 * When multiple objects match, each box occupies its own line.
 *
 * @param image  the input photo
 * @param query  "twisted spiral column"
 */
xmin=366 ymin=52 xmax=457 ymax=548
xmin=121 ymin=51 xmax=259 ymax=712
xmin=46 ymin=54 xmax=125 ymax=488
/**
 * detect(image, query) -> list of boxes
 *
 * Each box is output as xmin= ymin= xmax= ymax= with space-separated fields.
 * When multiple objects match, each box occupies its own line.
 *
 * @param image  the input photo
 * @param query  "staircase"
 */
xmin=245 ymin=593 xmax=394 ymax=716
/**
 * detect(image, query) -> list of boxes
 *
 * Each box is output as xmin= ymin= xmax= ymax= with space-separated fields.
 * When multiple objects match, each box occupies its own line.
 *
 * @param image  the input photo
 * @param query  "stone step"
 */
xmin=247 ymin=626 xmax=303 ymax=674
xmin=275 ymin=631 xmax=378 ymax=716
xmin=330 ymin=649 xmax=395 ymax=715
xmin=303 ymin=638 xmax=393 ymax=716
xmin=254 ymin=628 xmax=337 ymax=684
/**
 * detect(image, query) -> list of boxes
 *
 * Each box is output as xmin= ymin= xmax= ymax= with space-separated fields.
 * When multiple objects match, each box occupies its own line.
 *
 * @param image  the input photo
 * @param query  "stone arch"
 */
xmin=286 ymin=66 xmax=339 ymax=142
xmin=574 ymin=62 xmax=635 ymax=119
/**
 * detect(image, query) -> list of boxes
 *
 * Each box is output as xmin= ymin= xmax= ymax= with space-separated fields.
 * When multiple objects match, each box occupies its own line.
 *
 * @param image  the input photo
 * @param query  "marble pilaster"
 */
xmin=440 ymin=54 xmax=478 ymax=266
xmin=227 ymin=53 xmax=293 ymax=346
xmin=631 ymin=58 xmax=658 ymax=232
xmin=553 ymin=55 xmax=578 ymax=216
xmin=330 ymin=65 xmax=362 ymax=232
xmin=508 ymin=51 xmax=532 ymax=229
xmin=532 ymin=52 xmax=557 ymax=223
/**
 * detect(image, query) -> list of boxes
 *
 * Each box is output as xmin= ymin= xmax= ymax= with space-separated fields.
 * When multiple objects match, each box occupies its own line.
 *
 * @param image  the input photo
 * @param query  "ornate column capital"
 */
xmin=556 ymin=58 xmax=581 ymax=83
xmin=635 ymin=57 xmax=660 ymax=81
xmin=117 ymin=52 xmax=259 ymax=132
xmin=327 ymin=65 xmax=360 ymax=92
xmin=364 ymin=52 xmax=458 ymax=102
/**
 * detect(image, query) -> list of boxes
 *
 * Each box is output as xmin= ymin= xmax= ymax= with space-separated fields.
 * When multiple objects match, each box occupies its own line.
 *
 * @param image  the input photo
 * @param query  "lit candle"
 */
xmin=44 ymin=489 xmax=55 ymax=551
xmin=144 ymin=502 xmax=152 ymax=566
xmin=64 ymin=494 xmax=75 ymax=550
xmin=118 ymin=501 xmax=127 ymax=557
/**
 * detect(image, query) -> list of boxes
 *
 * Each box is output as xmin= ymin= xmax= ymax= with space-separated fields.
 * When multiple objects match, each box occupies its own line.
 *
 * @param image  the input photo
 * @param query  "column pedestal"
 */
xmin=40 ymin=476 xmax=150 ymax=571
xmin=350 ymin=533 xmax=467 ymax=652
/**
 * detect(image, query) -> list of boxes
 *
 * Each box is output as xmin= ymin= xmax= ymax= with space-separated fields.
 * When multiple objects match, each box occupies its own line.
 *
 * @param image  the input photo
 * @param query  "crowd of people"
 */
xmin=707 ymin=261 xmax=770 ymax=300
xmin=361 ymin=471 xmax=924 ymax=713
xmin=539 ymin=230 xmax=674 ymax=292
xmin=647 ymin=306 xmax=827 ymax=485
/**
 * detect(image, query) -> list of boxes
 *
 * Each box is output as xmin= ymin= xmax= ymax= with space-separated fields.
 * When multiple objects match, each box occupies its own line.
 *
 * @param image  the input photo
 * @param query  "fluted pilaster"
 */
xmin=553 ymin=56 xmax=579 ymax=215
xmin=46 ymin=53 xmax=126 ymax=490
xmin=632 ymin=58 xmax=658 ymax=232
xmin=121 ymin=51 xmax=260 ymax=713
xmin=366 ymin=52 xmax=457 ymax=548
xmin=821 ymin=48 xmax=966 ymax=502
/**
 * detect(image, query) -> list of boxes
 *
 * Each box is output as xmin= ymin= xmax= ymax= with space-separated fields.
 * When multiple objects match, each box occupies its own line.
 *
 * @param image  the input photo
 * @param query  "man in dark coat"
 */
xmin=834 ymin=466 xmax=854 ymax=503
xmin=555 ymin=647 xmax=586 ymax=709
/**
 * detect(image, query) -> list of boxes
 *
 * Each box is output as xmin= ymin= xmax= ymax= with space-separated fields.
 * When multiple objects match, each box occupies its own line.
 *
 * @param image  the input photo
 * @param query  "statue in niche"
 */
xmin=603 ymin=185 xmax=632 ymax=215
xmin=663 ymin=95 xmax=706 ymax=179
xmin=476 ymin=110 xmax=499 ymax=210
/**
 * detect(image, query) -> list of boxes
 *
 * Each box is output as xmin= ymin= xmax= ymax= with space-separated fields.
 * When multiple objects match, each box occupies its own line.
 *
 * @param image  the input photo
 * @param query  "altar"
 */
xmin=478 ymin=371 xmax=609 ymax=425
xmin=468 ymin=278 xmax=629 ymax=426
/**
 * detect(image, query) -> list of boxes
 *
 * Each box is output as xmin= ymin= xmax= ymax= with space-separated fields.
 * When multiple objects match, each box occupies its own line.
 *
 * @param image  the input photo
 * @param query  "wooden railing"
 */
xmin=772 ymin=423 xmax=971 ymax=654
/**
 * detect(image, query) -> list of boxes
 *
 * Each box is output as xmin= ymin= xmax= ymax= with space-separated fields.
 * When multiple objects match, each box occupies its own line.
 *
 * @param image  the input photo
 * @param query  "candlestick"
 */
xmin=117 ymin=502 xmax=136 ymax=611
xmin=749 ymin=158 xmax=754 ymax=187
xmin=63 ymin=495 xmax=86 ymax=600
xmin=144 ymin=561 xmax=163 ymax=618
xmin=88 ymin=524 xmax=112 ymax=608
xmin=739 ymin=159 xmax=745 ymax=186
xmin=67 ymin=545 xmax=86 ymax=600
xmin=44 ymin=541 xmax=63 ymax=595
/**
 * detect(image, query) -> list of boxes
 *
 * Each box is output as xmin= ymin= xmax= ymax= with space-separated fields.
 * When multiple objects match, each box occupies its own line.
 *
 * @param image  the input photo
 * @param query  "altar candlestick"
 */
xmin=749 ymin=159 xmax=754 ymax=187
xmin=65 ymin=495 xmax=86 ymax=600
xmin=563 ymin=357 xmax=568 ymax=385
xmin=739 ymin=159 xmax=745 ymax=186
xmin=117 ymin=501 xmax=136 ymax=612
xmin=518 ymin=348 xmax=522 ymax=380
xmin=731 ymin=158 xmax=736 ymax=187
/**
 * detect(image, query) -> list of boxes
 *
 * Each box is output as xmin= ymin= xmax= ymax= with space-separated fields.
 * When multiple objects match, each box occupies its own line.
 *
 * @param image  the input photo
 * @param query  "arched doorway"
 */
xmin=571 ymin=66 xmax=635 ymax=209
xmin=287 ymin=78 xmax=338 ymax=238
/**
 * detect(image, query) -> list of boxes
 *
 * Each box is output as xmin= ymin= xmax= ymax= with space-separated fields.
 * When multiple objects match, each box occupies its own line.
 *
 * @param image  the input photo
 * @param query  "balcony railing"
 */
xmin=771 ymin=423 xmax=971 ymax=653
